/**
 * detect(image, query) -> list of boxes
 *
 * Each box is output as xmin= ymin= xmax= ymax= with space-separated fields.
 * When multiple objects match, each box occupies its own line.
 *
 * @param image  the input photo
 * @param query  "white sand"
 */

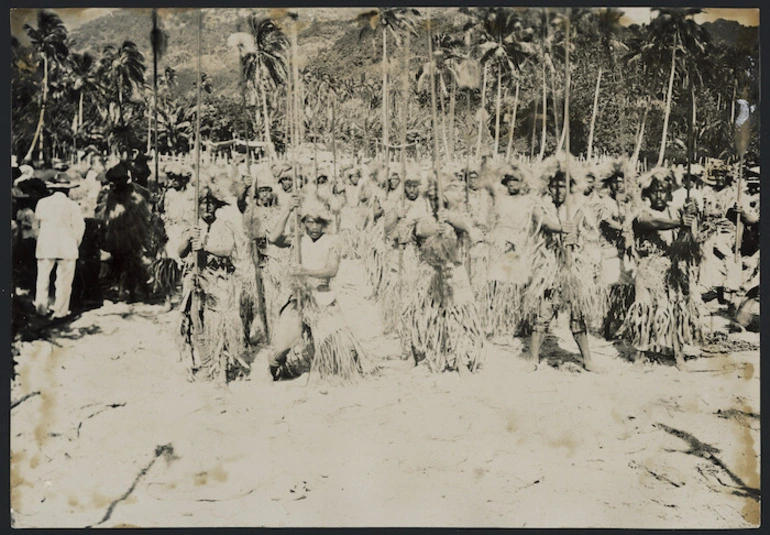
xmin=11 ymin=258 xmax=760 ymax=528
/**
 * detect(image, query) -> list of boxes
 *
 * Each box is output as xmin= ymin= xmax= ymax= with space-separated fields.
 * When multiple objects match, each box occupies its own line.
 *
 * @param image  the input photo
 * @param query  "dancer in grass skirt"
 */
xmin=265 ymin=187 xmax=367 ymax=382
xmin=402 ymin=170 xmax=486 ymax=373
xmin=593 ymin=157 xmax=639 ymax=340
xmin=482 ymin=160 xmax=538 ymax=338
xmin=617 ymin=167 xmax=702 ymax=369
xmin=524 ymin=154 xmax=602 ymax=372
xmin=177 ymin=180 xmax=253 ymax=382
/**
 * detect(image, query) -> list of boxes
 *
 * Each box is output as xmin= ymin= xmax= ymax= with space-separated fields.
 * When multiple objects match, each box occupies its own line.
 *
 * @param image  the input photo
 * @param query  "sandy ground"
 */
xmin=10 ymin=258 xmax=760 ymax=528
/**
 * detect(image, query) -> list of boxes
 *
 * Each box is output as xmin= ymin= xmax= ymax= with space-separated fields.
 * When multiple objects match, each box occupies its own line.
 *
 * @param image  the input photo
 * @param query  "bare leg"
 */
xmin=266 ymin=304 xmax=303 ymax=380
xmin=573 ymin=331 xmax=601 ymax=373
xmin=529 ymin=329 xmax=544 ymax=371
xmin=673 ymin=337 xmax=686 ymax=371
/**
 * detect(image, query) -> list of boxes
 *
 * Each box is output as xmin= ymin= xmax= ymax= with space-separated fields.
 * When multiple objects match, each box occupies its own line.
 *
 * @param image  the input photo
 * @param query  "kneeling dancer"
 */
xmin=266 ymin=189 xmax=367 ymax=382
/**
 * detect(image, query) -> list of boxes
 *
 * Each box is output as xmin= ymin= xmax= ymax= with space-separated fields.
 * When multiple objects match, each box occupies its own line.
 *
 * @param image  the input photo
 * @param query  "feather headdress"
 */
xmin=532 ymin=153 xmax=587 ymax=194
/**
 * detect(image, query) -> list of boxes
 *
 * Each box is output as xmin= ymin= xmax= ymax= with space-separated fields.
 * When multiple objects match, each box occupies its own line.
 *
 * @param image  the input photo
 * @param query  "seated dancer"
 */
xmin=265 ymin=188 xmax=366 ymax=382
xmin=402 ymin=169 xmax=486 ymax=373
xmin=617 ymin=167 xmax=701 ymax=370
xmin=524 ymin=155 xmax=601 ymax=372
xmin=483 ymin=160 xmax=537 ymax=338
xmin=177 ymin=179 xmax=253 ymax=382
xmin=594 ymin=157 xmax=638 ymax=339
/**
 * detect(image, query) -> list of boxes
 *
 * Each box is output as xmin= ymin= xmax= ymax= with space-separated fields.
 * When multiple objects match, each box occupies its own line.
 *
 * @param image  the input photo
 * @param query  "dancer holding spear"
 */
xmin=525 ymin=9 xmax=600 ymax=372
xmin=400 ymin=14 xmax=485 ymax=373
xmin=177 ymin=10 xmax=251 ymax=382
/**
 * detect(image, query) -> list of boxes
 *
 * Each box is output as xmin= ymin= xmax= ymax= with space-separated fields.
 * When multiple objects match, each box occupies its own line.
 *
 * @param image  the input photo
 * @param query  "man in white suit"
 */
xmin=33 ymin=173 xmax=86 ymax=319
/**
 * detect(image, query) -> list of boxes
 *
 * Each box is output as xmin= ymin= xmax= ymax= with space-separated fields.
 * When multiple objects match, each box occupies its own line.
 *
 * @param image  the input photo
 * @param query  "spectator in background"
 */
xmin=33 ymin=173 xmax=85 ymax=319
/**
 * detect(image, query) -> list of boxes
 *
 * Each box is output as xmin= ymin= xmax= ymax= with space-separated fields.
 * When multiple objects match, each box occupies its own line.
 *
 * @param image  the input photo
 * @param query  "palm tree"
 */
xmin=644 ymin=8 xmax=709 ymax=166
xmin=150 ymin=8 xmax=168 ymax=181
xmin=586 ymin=8 xmax=626 ymax=159
xmin=67 ymin=52 xmax=101 ymax=149
xmin=101 ymin=41 xmax=146 ymax=135
xmin=240 ymin=16 xmax=289 ymax=157
xmin=475 ymin=8 xmax=533 ymax=156
xmin=416 ymin=32 xmax=464 ymax=157
xmin=356 ymin=8 xmax=420 ymax=159
xmin=23 ymin=9 xmax=69 ymax=163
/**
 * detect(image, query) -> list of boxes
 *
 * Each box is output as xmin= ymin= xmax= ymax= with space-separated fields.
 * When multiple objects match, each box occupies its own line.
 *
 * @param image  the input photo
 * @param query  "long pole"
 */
xmin=564 ymin=10 xmax=572 ymax=221
xmin=194 ymin=9 xmax=202 ymax=253
xmin=427 ymin=17 xmax=441 ymax=216
xmin=152 ymin=9 xmax=160 ymax=187
xmin=290 ymin=15 xmax=302 ymax=267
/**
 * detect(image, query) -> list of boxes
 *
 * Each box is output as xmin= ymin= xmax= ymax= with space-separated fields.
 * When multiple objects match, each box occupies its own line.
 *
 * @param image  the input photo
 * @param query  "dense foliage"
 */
xmin=11 ymin=7 xmax=759 ymax=165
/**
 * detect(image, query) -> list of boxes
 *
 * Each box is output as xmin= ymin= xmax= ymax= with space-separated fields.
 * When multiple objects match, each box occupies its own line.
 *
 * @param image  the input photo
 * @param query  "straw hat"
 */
xmin=45 ymin=172 xmax=80 ymax=190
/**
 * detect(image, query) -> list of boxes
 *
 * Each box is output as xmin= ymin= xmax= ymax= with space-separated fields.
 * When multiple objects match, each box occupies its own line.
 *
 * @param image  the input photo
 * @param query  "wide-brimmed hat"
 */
xmin=16 ymin=177 xmax=50 ymax=199
xmin=46 ymin=172 xmax=79 ymax=190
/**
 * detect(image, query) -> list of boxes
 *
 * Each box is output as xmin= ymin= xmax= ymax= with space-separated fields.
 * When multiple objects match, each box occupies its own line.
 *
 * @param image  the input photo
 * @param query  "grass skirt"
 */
xmin=522 ymin=238 xmax=604 ymax=331
xmin=616 ymin=255 xmax=702 ymax=353
xmin=292 ymin=283 xmax=368 ymax=382
xmin=483 ymin=237 xmax=533 ymax=337
xmin=362 ymin=219 xmax=391 ymax=298
xmin=403 ymin=239 xmax=485 ymax=373
xmin=177 ymin=267 xmax=248 ymax=382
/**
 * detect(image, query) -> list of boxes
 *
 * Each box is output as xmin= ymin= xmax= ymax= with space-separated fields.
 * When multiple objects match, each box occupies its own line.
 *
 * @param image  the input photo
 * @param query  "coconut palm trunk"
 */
xmin=506 ymin=77 xmax=520 ymax=160
xmin=730 ymin=78 xmax=737 ymax=124
xmin=439 ymin=82 xmax=450 ymax=158
xmin=494 ymin=65 xmax=503 ymax=156
xmin=587 ymin=67 xmax=602 ymax=160
xmin=530 ymin=99 xmax=537 ymax=159
xmin=656 ymin=31 xmax=678 ymax=167
xmin=260 ymin=80 xmax=273 ymax=158
xmin=475 ymin=63 xmax=488 ymax=158
xmin=449 ymin=84 xmax=456 ymax=155
xmin=24 ymin=54 xmax=48 ymax=163
xmin=631 ymin=98 xmax=650 ymax=164
xmin=382 ymin=27 xmax=388 ymax=162
xmin=538 ymin=62 xmax=547 ymax=161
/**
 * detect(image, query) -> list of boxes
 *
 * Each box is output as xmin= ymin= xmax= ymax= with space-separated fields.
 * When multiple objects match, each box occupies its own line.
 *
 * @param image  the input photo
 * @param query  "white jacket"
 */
xmin=34 ymin=192 xmax=86 ymax=259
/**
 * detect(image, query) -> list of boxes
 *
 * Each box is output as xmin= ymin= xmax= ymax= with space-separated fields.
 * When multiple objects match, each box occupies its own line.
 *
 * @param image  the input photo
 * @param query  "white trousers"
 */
xmin=34 ymin=258 xmax=76 ymax=318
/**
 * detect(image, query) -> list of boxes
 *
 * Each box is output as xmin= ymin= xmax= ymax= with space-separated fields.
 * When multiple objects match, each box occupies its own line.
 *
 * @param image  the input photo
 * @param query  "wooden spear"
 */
xmin=194 ymin=9 xmax=203 ymax=271
xmin=563 ymin=10 xmax=573 ymax=238
xmin=427 ymin=16 xmax=442 ymax=218
xmin=396 ymin=33 xmax=409 ymax=331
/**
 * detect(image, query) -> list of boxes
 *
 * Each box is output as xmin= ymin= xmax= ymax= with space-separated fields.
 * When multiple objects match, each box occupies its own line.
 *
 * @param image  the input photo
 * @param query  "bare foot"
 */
xmin=674 ymin=356 xmax=688 ymax=371
xmin=582 ymin=357 xmax=604 ymax=374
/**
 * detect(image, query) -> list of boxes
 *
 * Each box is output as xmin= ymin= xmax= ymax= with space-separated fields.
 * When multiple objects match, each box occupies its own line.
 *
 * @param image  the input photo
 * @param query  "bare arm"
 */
xmin=533 ymin=205 xmax=564 ymax=233
xmin=300 ymin=248 xmax=340 ymax=279
xmin=268 ymin=200 xmax=298 ymax=246
xmin=635 ymin=210 xmax=685 ymax=231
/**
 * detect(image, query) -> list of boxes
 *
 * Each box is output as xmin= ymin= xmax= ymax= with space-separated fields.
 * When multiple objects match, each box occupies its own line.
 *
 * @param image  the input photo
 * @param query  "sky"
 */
xmin=10 ymin=6 xmax=760 ymax=44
